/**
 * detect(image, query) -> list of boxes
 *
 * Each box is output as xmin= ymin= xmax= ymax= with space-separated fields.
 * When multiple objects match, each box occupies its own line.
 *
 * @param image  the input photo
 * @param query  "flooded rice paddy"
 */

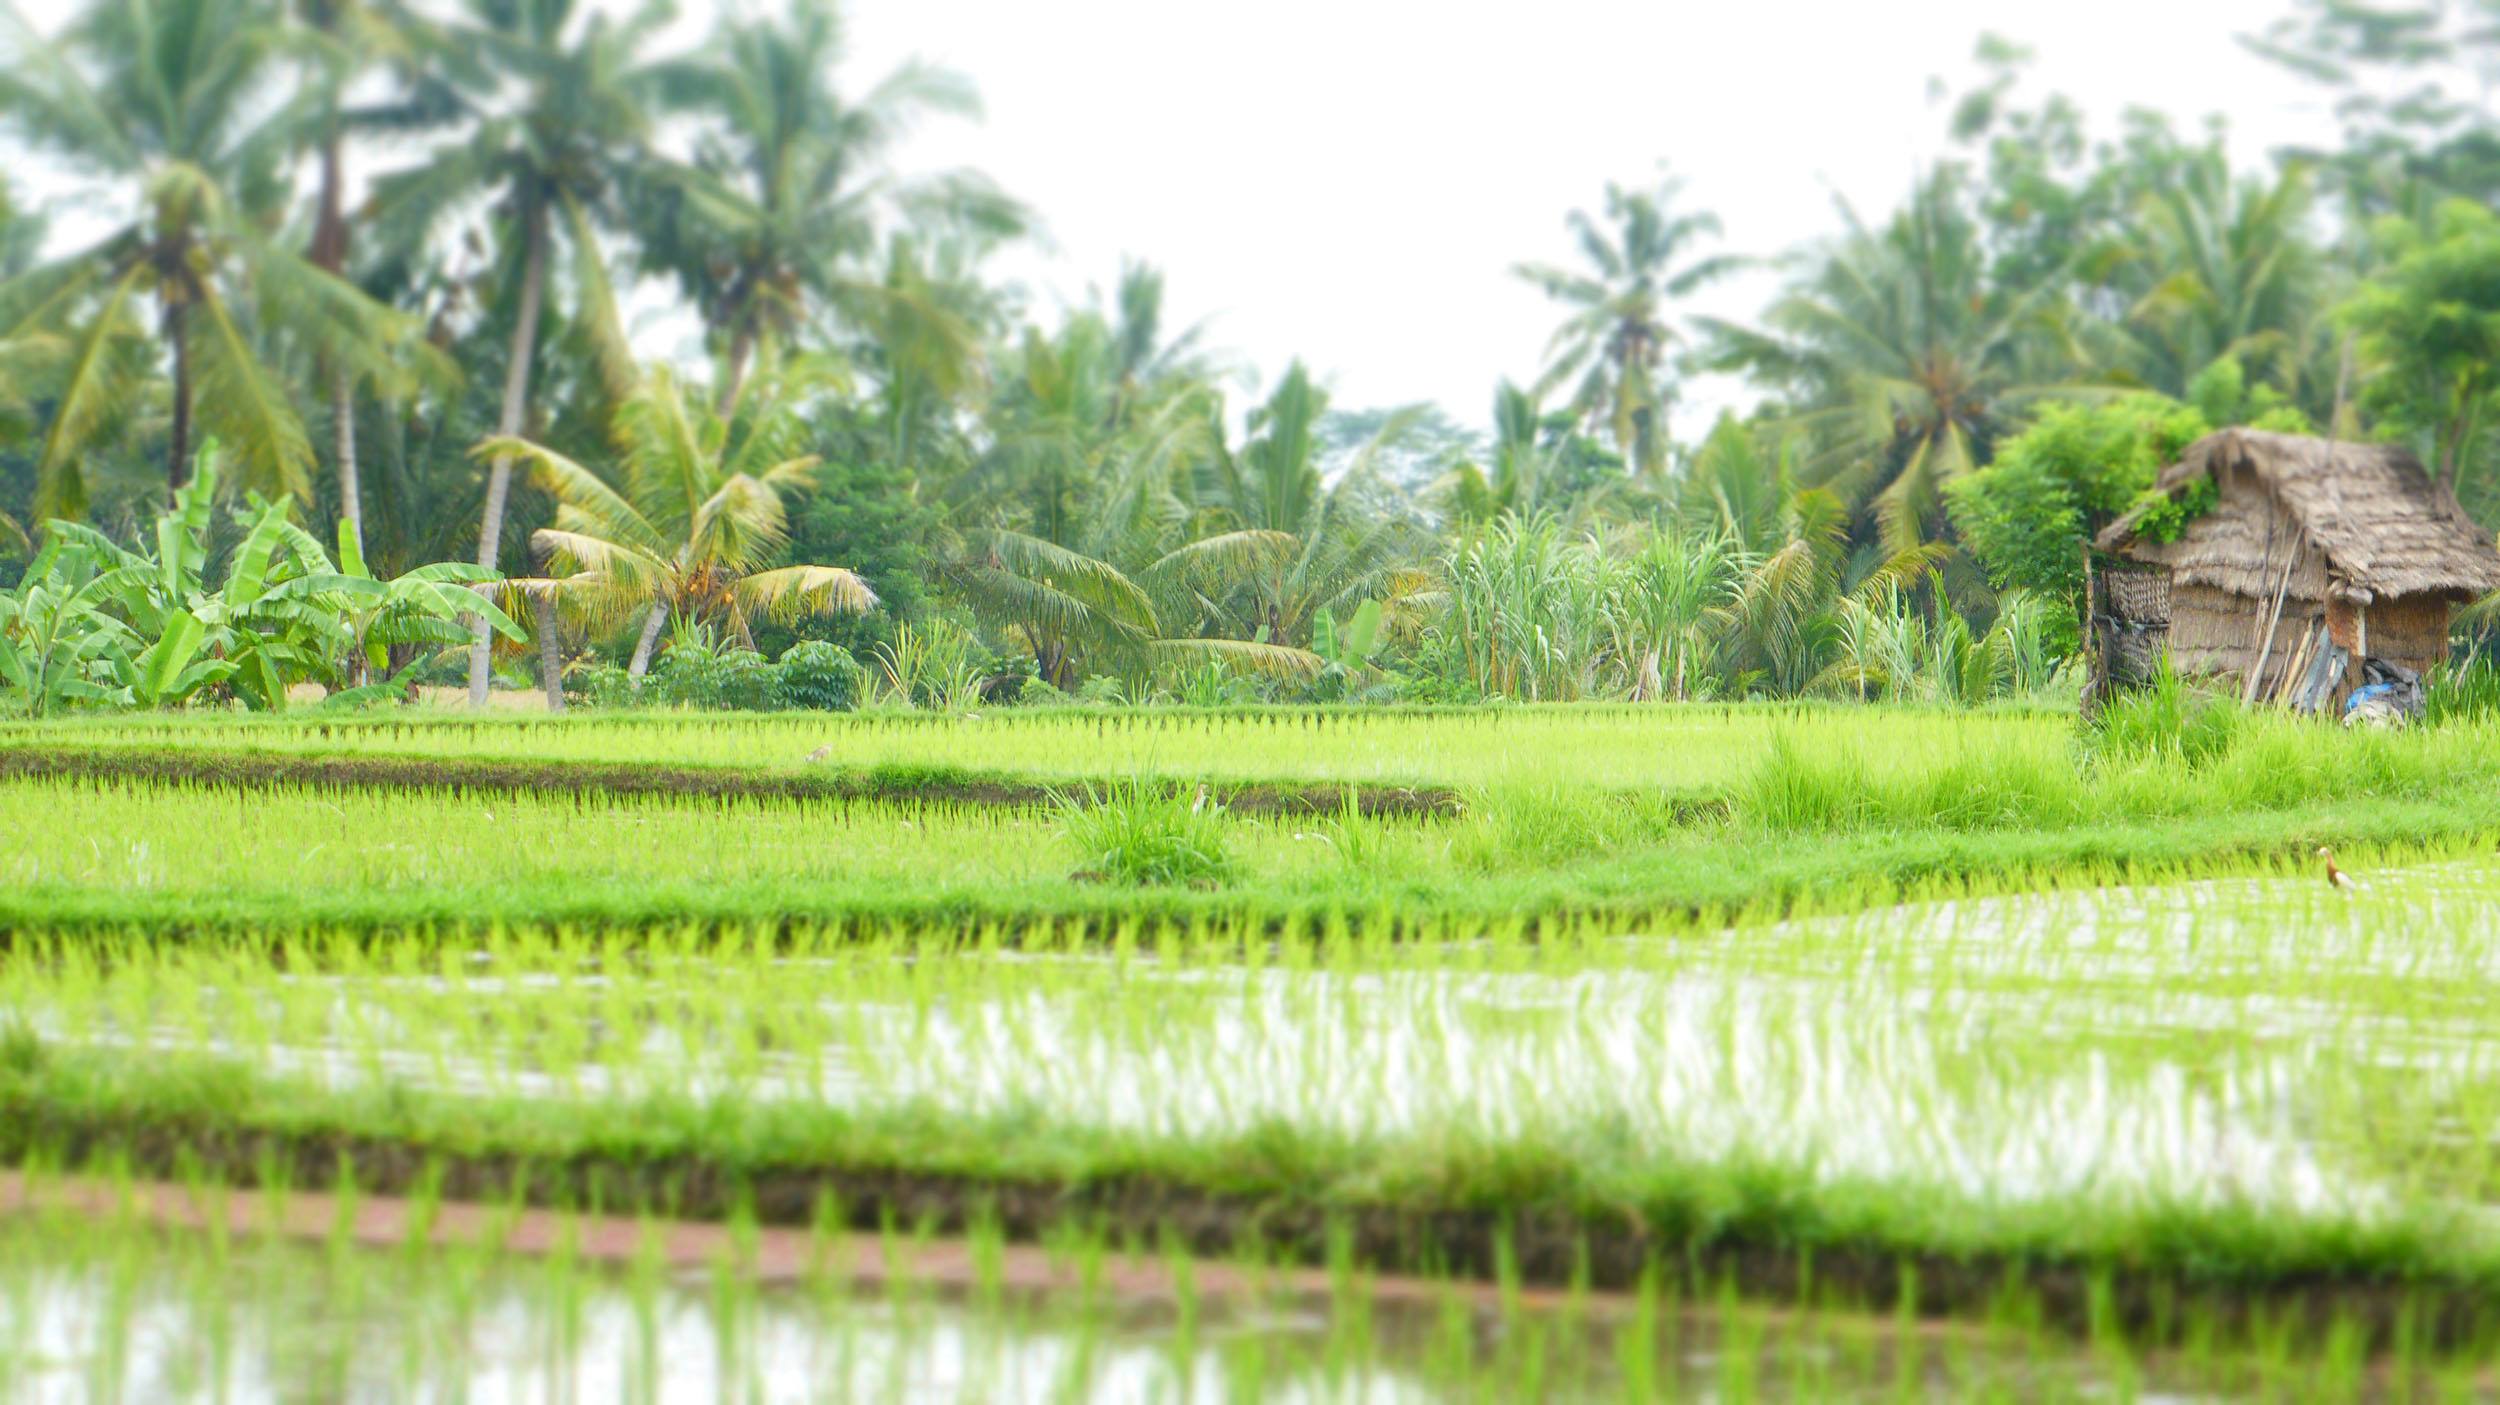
xmin=13 ymin=863 xmax=2500 ymax=1228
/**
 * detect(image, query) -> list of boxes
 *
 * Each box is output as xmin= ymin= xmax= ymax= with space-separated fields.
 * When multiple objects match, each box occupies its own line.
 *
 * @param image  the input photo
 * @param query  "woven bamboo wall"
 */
xmin=2367 ymin=594 xmax=2454 ymax=678
xmin=2166 ymin=583 xmax=2326 ymax=697
xmin=2103 ymin=564 xmax=2170 ymax=623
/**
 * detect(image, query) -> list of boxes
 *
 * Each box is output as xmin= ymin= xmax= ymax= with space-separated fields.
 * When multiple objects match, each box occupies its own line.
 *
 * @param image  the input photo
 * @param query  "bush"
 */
xmin=1017 ymin=675 xmax=1068 ymax=706
xmin=775 ymin=640 xmax=862 ymax=712
xmin=1073 ymin=675 xmax=1130 ymax=706
xmin=564 ymin=664 xmax=639 ymax=709
xmin=1057 ymin=779 xmax=1235 ymax=886
xmin=648 ymin=634 xmax=779 ymax=711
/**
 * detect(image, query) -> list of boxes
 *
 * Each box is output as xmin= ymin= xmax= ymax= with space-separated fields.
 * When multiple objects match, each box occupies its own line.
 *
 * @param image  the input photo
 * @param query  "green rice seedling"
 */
xmin=0 ymin=700 xmax=2080 ymax=797
xmin=1054 ymin=777 xmax=1236 ymax=886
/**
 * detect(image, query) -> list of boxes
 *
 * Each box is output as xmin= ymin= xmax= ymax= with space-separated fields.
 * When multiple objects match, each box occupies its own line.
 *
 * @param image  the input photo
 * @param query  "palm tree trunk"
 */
xmin=467 ymin=200 xmax=552 ymax=707
xmin=333 ymin=363 xmax=363 ymax=559
xmin=715 ymin=323 xmax=755 ymax=416
xmin=533 ymin=593 xmax=566 ymax=713
xmin=165 ymin=300 xmax=194 ymax=495
xmin=312 ymin=124 xmax=364 ymax=561
xmin=626 ymin=605 xmax=668 ymax=689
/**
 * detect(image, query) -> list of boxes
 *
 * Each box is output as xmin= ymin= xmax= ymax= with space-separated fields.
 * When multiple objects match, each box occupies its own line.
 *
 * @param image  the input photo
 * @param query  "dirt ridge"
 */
xmin=14 ymin=1113 xmax=2497 ymax=1351
xmin=0 ymin=745 xmax=1468 ymax=818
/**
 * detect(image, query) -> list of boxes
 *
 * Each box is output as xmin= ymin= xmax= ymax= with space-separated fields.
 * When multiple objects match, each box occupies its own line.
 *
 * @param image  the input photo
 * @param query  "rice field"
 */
xmin=0 ymin=703 xmax=2073 ymax=795
xmin=4 ymin=1173 xmax=2421 ymax=1403
xmin=5 ymin=704 xmax=2498 ymax=1399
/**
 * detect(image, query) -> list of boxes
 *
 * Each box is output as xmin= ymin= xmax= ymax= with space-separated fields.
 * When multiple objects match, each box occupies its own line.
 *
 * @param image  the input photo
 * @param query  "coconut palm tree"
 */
xmin=1150 ymin=361 xmax=1431 ymax=649
xmin=640 ymin=0 xmax=1019 ymax=414
xmin=2117 ymin=153 xmax=2326 ymax=404
xmin=288 ymin=0 xmax=463 ymax=560
xmin=372 ymin=0 xmax=664 ymax=705
xmin=477 ymin=364 xmax=875 ymax=691
xmin=1516 ymin=175 xmax=1737 ymax=478
xmin=0 ymin=0 xmax=422 ymax=518
xmin=941 ymin=312 xmax=1195 ymax=684
xmin=1704 ymin=170 xmax=2089 ymax=552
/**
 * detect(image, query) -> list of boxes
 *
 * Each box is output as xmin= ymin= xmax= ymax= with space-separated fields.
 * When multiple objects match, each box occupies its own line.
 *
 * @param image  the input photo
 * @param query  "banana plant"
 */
xmin=33 ymin=440 xmax=523 ymax=711
xmin=328 ymin=516 xmax=519 ymax=693
xmin=1308 ymin=598 xmax=1387 ymax=701
xmin=0 ymin=538 xmax=136 ymax=716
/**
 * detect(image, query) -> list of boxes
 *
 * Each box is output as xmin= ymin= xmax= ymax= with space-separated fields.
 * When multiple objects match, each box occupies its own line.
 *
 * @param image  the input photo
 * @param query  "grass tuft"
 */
xmin=1056 ymin=779 xmax=1237 ymax=887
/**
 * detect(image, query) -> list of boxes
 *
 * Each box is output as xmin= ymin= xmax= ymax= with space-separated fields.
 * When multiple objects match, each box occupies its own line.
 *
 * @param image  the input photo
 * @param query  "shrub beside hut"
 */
xmin=2087 ymin=429 xmax=2500 ymax=717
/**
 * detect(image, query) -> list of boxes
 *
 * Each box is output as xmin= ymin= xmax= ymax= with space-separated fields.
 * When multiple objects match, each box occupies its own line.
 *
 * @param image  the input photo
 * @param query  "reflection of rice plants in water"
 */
xmin=0 ymin=1170 xmax=2449 ymax=1402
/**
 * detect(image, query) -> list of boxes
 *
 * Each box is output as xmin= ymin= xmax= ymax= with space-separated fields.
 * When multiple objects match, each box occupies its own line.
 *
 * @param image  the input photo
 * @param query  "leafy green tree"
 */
xmin=2244 ymin=1 xmax=2500 ymax=211
xmin=2340 ymin=199 xmax=2500 ymax=500
xmin=1705 ymin=169 xmax=2086 ymax=552
xmin=0 ymin=0 xmax=423 ymax=515
xmin=1516 ymin=175 xmax=1735 ymax=478
xmin=2117 ymin=154 xmax=2326 ymax=404
xmin=1157 ymin=361 xmax=1429 ymax=648
xmin=1945 ymin=394 xmax=2209 ymax=655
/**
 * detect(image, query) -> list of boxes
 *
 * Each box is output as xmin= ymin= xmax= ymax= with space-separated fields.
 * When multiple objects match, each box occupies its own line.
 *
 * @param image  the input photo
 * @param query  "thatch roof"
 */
xmin=2094 ymin=429 xmax=2500 ymax=602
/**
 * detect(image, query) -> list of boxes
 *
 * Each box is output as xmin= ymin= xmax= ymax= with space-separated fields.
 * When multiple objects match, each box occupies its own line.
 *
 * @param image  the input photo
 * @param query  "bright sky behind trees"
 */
xmin=833 ymin=0 xmax=2326 ymax=424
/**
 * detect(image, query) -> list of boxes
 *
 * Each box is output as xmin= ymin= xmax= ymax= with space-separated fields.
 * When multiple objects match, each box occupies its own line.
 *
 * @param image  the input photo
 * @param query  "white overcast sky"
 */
xmin=840 ymin=0 xmax=2337 ymax=429
xmin=15 ymin=0 xmax=2344 ymax=432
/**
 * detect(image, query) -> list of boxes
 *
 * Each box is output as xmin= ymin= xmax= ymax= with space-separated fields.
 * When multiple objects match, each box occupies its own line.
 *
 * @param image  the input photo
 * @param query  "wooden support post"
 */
xmin=2244 ymin=546 xmax=2300 ymax=704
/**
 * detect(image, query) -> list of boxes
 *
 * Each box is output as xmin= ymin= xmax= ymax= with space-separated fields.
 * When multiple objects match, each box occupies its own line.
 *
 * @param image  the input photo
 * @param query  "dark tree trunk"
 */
xmin=533 ymin=593 xmax=566 ymax=713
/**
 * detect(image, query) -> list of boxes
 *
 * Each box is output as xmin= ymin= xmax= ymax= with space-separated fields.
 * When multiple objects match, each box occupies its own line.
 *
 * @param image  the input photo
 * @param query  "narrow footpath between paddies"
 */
xmin=0 ymin=1169 xmax=1616 ymax=1317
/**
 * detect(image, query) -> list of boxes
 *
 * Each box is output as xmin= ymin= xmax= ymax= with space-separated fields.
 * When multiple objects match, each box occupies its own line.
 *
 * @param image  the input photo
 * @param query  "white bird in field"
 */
xmin=2316 ymin=846 xmax=2356 ymax=892
xmin=805 ymin=745 xmax=833 ymax=763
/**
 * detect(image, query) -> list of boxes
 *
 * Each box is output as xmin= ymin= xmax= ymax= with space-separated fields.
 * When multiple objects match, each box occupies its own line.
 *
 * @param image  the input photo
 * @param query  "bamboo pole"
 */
xmin=2272 ymin=620 xmax=2319 ymax=709
xmin=2243 ymin=544 xmax=2301 ymax=704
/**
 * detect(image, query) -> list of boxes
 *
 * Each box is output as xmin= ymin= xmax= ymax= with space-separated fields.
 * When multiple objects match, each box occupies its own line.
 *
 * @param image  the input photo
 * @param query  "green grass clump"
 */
xmin=1056 ymin=779 xmax=1237 ymax=886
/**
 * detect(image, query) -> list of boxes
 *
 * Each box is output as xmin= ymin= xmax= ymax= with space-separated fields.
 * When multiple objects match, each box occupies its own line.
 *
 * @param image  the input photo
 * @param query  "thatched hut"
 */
xmin=2089 ymin=429 xmax=2500 ymax=714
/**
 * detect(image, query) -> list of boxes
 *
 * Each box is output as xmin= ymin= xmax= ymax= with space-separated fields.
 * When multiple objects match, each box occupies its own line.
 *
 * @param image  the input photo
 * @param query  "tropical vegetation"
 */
xmin=0 ymin=0 xmax=2496 ymax=722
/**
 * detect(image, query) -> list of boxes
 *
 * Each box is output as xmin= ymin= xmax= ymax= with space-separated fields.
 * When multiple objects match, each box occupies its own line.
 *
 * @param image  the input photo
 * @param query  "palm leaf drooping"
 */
xmin=476 ymin=365 xmax=875 ymax=695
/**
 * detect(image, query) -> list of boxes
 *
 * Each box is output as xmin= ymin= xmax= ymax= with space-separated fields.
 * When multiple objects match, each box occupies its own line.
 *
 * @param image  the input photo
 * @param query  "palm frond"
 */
xmin=731 ymin=564 xmax=876 ymax=622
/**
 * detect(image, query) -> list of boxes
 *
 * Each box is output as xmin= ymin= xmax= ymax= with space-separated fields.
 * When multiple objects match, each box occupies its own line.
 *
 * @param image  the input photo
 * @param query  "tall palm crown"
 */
xmin=641 ymin=0 xmax=1011 ymax=412
xmin=0 ymin=0 xmax=417 ymax=516
xmin=1154 ymin=362 xmax=1427 ymax=648
xmin=481 ymin=365 xmax=874 ymax=677
xmin=1517 ymin=176 xmax=1736 ymax=479
xmin=2119 ymin=153 xmax=2324 ymax=402
xmin=1707 ymin=170 xmax=2085 ymax=551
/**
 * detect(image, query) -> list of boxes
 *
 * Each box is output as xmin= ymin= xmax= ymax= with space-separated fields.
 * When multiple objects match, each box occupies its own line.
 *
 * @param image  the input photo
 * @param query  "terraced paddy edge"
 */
xmin=6 ymin=1177 xmax=2395 ymax=1405
xmin=0 ymin=769 xmax=2496 ymax=937
xmin=10 ymin=1093 xmax=2493 ymax=1350
xmin=0 ymin=702 xmax=2073 ymax=796
xmin=0 ymin=1170 xmax=1610 ymax=1314
xmin=0 ymin=744 xmax=1473 ymax=818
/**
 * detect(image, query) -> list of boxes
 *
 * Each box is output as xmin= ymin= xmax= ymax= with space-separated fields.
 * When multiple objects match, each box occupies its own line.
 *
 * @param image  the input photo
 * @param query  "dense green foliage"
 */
xmin=0 ymin=1 xmax=2494 ymax=717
